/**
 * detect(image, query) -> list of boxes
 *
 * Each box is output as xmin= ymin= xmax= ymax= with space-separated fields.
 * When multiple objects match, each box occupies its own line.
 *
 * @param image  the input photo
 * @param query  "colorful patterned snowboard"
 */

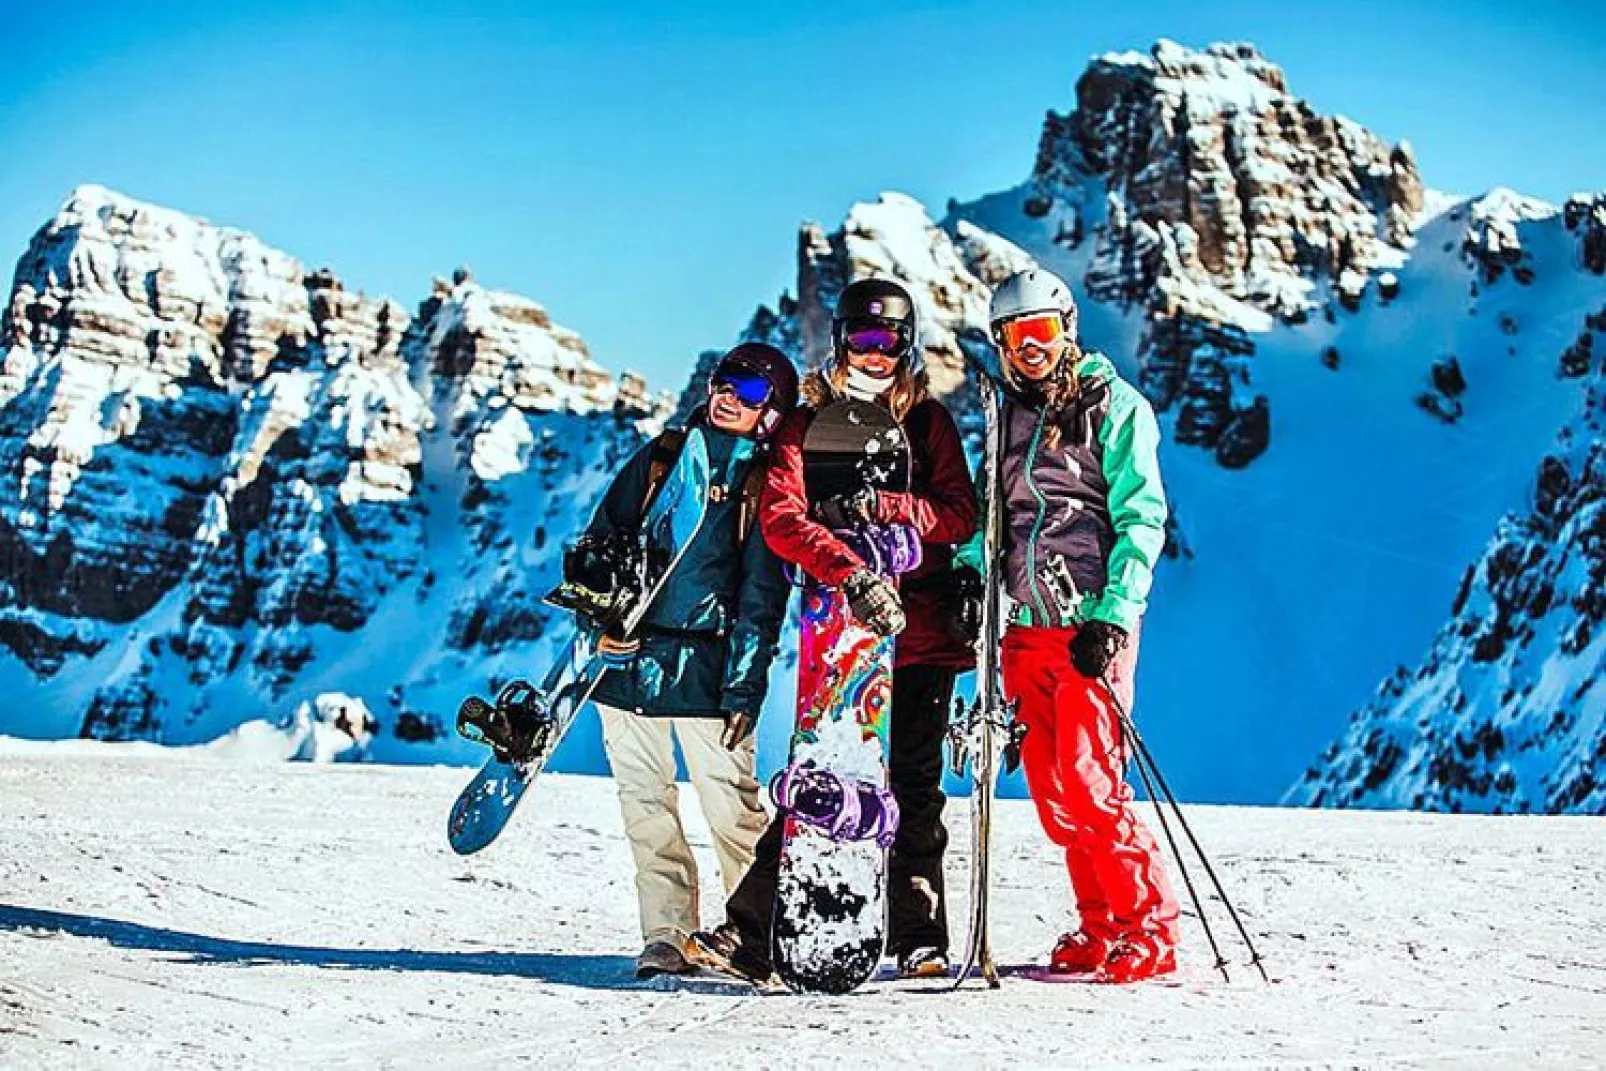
xmin=773 ymin=399 xmax=912 ymax=994
xmin=447 ymin=428 xmax=712 ymax=855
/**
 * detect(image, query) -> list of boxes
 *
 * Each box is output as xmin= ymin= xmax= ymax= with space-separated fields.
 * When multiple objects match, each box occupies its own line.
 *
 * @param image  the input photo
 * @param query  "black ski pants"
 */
xmin=725 ymin=663 xmax=958 ymax=959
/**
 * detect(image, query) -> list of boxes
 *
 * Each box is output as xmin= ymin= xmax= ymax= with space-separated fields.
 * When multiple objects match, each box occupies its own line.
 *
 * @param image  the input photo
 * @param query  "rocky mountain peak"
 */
xmin=0 ymin=186 xmax=667 ymax=744
xmin=1033 ymin=38 xmax=1424 ymax=323
xmin=739 ymin=192 xmax=1036 ymax=417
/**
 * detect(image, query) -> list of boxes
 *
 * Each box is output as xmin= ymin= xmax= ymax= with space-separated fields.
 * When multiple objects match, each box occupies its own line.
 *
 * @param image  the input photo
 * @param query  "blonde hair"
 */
xmin=802 ymin=356 xmax=929 ymax=423
xmin=1004 ymin=340 xmax=1084 ymax=451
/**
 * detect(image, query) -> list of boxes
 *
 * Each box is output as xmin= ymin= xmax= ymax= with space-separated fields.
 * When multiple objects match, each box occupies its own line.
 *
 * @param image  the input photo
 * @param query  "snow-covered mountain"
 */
xmin=1287 ymin=333 xmax=1604 ymax=812
xmin=3 ymin=40 xmax=1602 ymax=810
xmin=0 ymin=184 xmax=669 ymax=763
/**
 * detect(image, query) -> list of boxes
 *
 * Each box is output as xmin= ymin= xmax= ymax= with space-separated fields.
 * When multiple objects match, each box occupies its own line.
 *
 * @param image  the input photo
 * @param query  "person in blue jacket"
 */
xmin=577 ymin=342 xmax=798 ymax=978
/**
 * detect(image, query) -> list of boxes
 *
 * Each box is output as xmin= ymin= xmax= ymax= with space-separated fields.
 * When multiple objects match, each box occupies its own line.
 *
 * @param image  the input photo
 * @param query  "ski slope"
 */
xmin=2 ymin=751 xmax=1601 ymax=1068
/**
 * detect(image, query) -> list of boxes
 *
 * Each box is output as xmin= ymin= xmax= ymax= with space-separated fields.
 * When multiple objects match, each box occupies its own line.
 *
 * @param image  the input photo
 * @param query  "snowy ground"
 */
xmin=1 ymin=754 xmax=1603 ymax=1069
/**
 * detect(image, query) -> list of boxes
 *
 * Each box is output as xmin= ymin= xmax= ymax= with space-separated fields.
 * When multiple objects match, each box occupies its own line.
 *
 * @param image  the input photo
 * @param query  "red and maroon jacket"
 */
xmin=758 ymin=397 xmax=978 ymax=669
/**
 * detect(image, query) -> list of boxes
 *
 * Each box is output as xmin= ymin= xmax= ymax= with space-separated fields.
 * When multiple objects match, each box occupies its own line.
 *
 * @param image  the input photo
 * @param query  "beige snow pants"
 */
xmin=597 ymin=704 xmax=768 ymax=944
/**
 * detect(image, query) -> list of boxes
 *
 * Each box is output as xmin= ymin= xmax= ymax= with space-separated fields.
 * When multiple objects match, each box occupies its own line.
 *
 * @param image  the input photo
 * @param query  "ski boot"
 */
xmin=456 ymin=680 xmax=556 ymax=763
xmin=769 ymin=764 xmax=900 ymax=848
xmin=1048 ymin=930 xmax=1109 ymax=974
xmin=1098 ymin=934 xmax=1177 ymax=984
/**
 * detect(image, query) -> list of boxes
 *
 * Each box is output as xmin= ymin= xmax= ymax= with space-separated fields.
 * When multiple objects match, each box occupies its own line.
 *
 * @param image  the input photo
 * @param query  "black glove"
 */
xmin=1069 ymin=620 xmax=1127 ymax=680
xmin=843 ymin=568 xmax=906 ymax=638
xmin=720 ymin=711 xmax=755 ymax=750
xmin=941 ymin=566 xmax=985 ymax=645
xmin=816 ymin=488 xmax=878 ymax=530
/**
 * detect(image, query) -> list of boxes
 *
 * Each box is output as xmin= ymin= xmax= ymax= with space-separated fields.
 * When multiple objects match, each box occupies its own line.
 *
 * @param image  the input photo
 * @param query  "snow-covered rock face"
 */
xmin=758 ymin=41 xmax=1436 ymax=473
xmin=1457 ymin=188 xmax=1556 ymax=285
xmin=0 ymin=186 xmax=667 ymax=745
xmin=1564 ymin=193 xmax=1606 ymax=275
xmin=1048 ymin=40 xmax=1423 ymax=322
xmin=983 ymin=39 xmax=1428 ymax=471
xmin=0 ymin=185 xmax=416 ymax=673
xmin=1289 ymin=344 xmax=1605 ymax=813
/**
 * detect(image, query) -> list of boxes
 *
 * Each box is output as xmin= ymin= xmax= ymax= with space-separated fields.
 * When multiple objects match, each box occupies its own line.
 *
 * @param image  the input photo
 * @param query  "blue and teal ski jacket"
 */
xmin=585 ymin=421 xmax=791 ymax=719
xmin=958 ymin=351 xmax=1167 ymax=632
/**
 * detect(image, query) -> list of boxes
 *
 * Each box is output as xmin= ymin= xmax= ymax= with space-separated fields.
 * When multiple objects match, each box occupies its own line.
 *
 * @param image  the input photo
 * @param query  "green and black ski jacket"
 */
xmin=958 ymin=351 xmax=1167 ymax=631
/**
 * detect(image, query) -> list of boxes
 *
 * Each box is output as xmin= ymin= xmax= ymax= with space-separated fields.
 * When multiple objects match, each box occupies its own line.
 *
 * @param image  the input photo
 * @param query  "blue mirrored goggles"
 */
xmin=709 ymin=366 xmax=773 ymax=409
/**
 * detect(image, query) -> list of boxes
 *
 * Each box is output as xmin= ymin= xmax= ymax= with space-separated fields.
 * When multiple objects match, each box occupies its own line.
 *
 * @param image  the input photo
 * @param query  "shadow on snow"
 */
xmin=0 ymin=904 xmax=750 ymax=995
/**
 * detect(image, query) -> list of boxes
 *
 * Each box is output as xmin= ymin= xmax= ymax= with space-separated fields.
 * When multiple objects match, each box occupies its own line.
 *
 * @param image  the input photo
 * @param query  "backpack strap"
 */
xmin=640 ymin=427 xmax=688 ymax=517
xmin=735 ymin=458 xmax=766 ymax=546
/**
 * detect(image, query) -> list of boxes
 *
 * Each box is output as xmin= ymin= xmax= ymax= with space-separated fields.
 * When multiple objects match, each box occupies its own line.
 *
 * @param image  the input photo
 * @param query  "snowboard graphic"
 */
xmin=772 ymin=400 xmax=914 ymax=995
xmin=447 ymin=429 xmax=712 ymax=855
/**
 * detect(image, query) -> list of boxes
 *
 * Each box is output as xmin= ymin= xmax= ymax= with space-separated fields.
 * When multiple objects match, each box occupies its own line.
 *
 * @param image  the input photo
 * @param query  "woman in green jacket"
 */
xmin=971 ymin=268 xmax=1179 ymax=983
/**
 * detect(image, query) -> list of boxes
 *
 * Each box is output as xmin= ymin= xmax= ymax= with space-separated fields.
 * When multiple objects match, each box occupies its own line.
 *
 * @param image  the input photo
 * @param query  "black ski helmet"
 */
xmin=708 ymin=341 xmax=799 ymax=441
xmin=831 ymin=278 xmax=923 ymax=375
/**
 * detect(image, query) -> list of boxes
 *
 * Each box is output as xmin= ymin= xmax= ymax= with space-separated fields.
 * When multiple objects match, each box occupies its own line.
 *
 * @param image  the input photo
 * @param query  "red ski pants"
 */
xmin=1001 ymin=624 xmax=1179 ymax=947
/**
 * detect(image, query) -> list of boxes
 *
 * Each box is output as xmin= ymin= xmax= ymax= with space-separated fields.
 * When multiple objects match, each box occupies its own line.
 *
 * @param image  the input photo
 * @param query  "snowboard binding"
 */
xmin=838 ymin=522 xmax=922 ymax=578
xmin=781 ymin=522 xmax=923 ymax=588
xmin=770 ymin=764 xmax=900 ymax=849
xmin=456 ymin=679 xmax=558 ymax=763
xmin=544 ymin=529 xmax=666 ymax=630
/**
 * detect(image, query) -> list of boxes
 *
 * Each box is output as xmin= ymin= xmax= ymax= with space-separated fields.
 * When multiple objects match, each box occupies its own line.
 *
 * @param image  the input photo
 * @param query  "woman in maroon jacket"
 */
xmin=690 ymin=278 xmax=978 ymax=982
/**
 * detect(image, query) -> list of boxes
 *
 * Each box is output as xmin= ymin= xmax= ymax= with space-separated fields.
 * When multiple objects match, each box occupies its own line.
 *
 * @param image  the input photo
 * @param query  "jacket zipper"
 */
xmin=1023 ymin=406 xmax=1053 ymax=625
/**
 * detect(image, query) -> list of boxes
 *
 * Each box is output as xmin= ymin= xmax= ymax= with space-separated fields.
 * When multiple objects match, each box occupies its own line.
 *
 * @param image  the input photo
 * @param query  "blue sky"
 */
xmin=3 ymin=1 xmax=1603 ymax=388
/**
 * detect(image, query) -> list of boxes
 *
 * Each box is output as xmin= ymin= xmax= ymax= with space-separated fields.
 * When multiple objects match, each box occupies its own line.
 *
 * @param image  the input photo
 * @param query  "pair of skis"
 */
xmin=948 ymin=354 xmax=1015 ymax=990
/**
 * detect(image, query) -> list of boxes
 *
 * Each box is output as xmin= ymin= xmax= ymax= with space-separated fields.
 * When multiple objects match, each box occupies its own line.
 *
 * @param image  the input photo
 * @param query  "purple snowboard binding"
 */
xmin=782 ymin=522 xmax=921 ymax=587
xmin=837 ymin=522 xmax=922 ymax=578
xmin=770 ymin=763 xmax=901 ymax=849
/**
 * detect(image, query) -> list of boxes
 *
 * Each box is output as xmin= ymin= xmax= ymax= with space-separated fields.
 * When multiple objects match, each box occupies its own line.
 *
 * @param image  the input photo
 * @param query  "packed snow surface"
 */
xmin=2 ymin=752 xmax=1602 ymax=1068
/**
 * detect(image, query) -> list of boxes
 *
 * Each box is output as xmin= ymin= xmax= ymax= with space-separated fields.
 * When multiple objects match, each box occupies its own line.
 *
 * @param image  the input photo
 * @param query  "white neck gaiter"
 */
xmin=842 ymin=365 xmax=895 ymax=402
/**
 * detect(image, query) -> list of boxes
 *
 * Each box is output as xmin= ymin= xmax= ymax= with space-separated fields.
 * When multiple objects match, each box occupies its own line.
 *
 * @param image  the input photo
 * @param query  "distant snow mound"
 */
xmin=290 ymin=692 xmax=378 ymax=762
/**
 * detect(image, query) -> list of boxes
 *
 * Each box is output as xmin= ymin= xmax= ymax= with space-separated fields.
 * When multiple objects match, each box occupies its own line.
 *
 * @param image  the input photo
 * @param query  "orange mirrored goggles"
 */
xmin=996 ymin=313 xmax=1065 ymax=352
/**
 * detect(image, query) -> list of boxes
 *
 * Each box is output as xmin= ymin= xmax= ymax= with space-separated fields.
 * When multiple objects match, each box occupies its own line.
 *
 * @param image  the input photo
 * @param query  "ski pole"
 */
xmin=1102 ymin=675 xmax=1271 ymax=983
xmin=1122 ymin=723 xmax=1231 ymax=981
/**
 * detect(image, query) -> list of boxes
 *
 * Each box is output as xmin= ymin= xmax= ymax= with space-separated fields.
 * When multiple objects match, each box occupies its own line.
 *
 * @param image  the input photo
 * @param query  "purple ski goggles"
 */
xmin=841 ymin=320 xmax=910 ymax=358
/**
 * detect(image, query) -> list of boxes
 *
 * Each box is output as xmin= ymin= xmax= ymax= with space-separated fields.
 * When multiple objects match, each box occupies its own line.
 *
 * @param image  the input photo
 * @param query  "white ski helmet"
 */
xmin=988 ymin=268 xmax=1079 ymax=340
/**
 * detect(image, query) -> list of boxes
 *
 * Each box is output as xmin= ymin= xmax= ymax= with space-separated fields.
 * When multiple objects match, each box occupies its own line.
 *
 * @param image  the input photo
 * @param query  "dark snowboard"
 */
xmin=447 ymin=428 xmax=712 ymax=855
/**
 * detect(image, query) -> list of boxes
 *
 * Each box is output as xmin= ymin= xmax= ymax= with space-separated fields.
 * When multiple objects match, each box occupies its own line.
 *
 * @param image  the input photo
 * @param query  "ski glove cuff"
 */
xmin=843 ymin=568 xmax=906 ymax=638
xmin=1069 ymin=619 xmax=1127 ymax=680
